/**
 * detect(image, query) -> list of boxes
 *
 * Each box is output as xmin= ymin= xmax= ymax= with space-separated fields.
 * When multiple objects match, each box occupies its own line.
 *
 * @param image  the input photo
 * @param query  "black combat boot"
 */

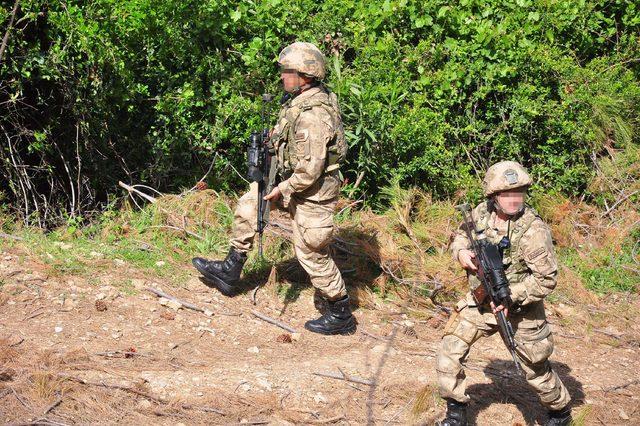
xmin=304 ymin=295 xmax=356 ymax=335
xmin=545 ymin=407 xmax=572 ymax=426
xmin=192 ymin=247 xmax=247 ymax=296
xmin=435 ymin=399 xmax=468 ymax=426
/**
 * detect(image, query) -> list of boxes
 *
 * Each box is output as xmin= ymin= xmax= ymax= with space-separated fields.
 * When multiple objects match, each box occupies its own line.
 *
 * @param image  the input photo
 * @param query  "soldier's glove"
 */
xmin=495 ymin=285 xmax=513 ymax=309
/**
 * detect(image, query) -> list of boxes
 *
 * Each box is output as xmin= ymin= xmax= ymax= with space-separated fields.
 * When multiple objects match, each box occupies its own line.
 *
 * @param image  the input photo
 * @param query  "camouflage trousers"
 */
xmin=229 ymin=182 xmax=346 ymax=300
xmin=436 ymin=294 xmax=571 ymax=410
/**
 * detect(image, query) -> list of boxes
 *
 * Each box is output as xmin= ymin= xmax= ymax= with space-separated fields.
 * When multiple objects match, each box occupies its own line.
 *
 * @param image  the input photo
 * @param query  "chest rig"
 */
xmin=473 ymin=202 xmax=540 ymax=285
xmin=270 ymin=87 xmax=346 ymax=180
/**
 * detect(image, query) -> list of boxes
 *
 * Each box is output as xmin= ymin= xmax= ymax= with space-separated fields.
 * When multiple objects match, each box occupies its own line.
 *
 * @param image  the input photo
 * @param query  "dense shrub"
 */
xmin=1 ymin=0 xmax=639 ymax=224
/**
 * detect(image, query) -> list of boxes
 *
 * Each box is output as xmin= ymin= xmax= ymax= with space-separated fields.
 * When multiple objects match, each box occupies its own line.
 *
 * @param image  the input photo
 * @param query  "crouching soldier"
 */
xmin=436 ymin=161 xmax=572 ymax=426
xmin=192 ymin=42 xmax=355 ymax=335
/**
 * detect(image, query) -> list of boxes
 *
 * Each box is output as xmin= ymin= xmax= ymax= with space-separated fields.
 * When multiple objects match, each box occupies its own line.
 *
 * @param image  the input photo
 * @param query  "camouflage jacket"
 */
xmin=271 ymin=86 xmax=346 ymax=205
xmin=450 ymin=201 xmax=558 ymax=307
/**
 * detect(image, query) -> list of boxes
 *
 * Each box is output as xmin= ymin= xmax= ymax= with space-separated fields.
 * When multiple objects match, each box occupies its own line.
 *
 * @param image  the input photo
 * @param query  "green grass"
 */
xmin=559 ymin=242 xmax=639 ymax=294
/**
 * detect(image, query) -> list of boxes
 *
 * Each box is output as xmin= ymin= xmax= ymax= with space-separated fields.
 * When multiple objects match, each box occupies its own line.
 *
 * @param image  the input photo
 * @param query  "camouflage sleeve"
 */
xmin=277 ymin=107 xmax=332 ymax=198
xmin=450 ymin=227 xmax=471 ymax=262
xmin=449 ymin=203 xmax=483 ymax=262
xmin=509 ymin=220 xmax=558 ymax=305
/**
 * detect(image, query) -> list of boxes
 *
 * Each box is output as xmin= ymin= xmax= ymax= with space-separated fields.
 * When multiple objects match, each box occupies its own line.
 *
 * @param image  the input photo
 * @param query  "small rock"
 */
xmin=0 ymin=368 xmax=16 ymax=381
xmin=276 ymin=334 xmax=292 ymax=343
xmin=114 ymin=259 xmax=125 ymax=266
xmin=131 ymin=278 xmax=146 ymax=289
xmin=619 ymin=409 xmax=630 ymax=420
xmin=196 ymin=326 xmax=216 ymax=336
xmin=136 ymin=399 xmax=152 ymax=410
xmin=247 ymin=346 xmax=260 ymax=354
xmin=372 ymin=344 xmax=397 ymax=356
xmin=111 ymin=332 xmax=121 ymax=340
xmin=167 ymin=300 xmax=182 ymax=311
xmin=53 ymin=242 xmax=72 ymax=250
xmin=204 ymin=309 xmax=214 ymax=317
xmin=158 ymin=297 xmax=182 ymax=310
xmin=155 ymin=261 xmax=166 ymax=267
xmin=291 ymin=333 xmax=301 ymax=341
xmin=160 ymin=311 xmax=176 ymax=320
xmin=54 ymin=326 xmax=63 ymax=333
xmin=89 ymin=251 xmax=104 ymax=258
xmin=239 ymin=383 xmax=251 ymax=392
xmin=257 ymin=377 xmax=272 ymax=391
xmin=427 ymin=316 xmax=444 ymax=329
xmin=95 ymin=293 xmax=106 ymax=301
xmin=313 ymin=393 xmax=327 ymax=404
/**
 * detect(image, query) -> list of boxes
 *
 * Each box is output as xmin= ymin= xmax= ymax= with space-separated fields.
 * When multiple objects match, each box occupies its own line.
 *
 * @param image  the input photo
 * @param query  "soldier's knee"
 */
xmin=235 ymin=199 xmax=258 ymax=222
xmin=437 ymin=335 xmax=469 ymax=374
xmin=517 ymin=334 xmax=555 ymax=373
xmin=299 ymin=226 xmax=334 ymax=251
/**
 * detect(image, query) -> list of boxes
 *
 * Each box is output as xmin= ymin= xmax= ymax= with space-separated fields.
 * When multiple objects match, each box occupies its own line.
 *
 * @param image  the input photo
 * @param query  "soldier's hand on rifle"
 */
xmin=458 ymin=249 xmax=478 ymax=271
xmin=264 ymin=186 xmax=282 ymax=201
xmin=490 ymin=301 xmax=509 ymax=317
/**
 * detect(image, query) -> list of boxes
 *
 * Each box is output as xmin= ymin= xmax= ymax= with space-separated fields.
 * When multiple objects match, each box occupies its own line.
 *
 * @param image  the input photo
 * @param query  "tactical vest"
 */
xmin=272 ymin=88 xmax=347 ymax=179
xmin=473 ymin=202 xmax=540 ymax=286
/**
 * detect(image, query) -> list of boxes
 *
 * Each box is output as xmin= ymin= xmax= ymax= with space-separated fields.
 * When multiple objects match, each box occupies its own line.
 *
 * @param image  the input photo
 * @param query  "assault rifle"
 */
xmin=246 ymin=94 xmax=275 ymax=258
xmin=456 ymin=203 xmax=522 ymax=374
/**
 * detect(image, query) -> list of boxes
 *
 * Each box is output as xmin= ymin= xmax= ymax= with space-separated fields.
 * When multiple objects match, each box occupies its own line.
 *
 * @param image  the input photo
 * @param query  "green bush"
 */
xmin=1 ymin=0 xmax=639 ymax=223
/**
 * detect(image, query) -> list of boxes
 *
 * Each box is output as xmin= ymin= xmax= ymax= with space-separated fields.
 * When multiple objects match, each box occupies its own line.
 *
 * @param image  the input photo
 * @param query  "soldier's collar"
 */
xmin=289 ymin=85 xmax=323 ymax=106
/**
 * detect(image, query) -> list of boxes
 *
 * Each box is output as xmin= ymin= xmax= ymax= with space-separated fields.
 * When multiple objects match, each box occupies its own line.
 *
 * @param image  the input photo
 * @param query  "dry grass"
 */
xmin=106 ymin=151 xmax=638 ymax=314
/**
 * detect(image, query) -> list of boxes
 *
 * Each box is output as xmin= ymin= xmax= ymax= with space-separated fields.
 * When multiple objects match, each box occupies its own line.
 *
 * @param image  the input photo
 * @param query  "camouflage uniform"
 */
xmin=437 ymin=161 xmax=571 ymax=416
xmin=230 ymin=83 xmax=347 ymax=300
xmin=193 ymin=42 xmax=354 ymax=335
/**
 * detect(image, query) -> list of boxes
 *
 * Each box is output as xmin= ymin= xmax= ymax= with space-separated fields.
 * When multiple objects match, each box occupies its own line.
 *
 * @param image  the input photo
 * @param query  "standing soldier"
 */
xmin=192 ymin=42 xmax=355 ymax=335
xmin=436 ymin=161 xmax=572 ymax=426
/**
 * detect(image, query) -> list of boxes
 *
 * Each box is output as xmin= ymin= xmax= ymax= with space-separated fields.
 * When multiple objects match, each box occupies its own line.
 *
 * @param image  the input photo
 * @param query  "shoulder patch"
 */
xmin=527 ymin=247 xmax=546 ymax=261
xmin=295 ymin=129 xmax=309 ymax=142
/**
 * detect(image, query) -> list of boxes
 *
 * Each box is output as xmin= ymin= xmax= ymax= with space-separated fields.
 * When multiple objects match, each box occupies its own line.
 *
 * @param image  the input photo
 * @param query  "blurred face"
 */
xmin=495 ymin=188 xmax=527 ymax=216
xmin=280 ymin=68 xmax=313 ymax=93
xmin=280 ymin=68 xmax=303 ymax=93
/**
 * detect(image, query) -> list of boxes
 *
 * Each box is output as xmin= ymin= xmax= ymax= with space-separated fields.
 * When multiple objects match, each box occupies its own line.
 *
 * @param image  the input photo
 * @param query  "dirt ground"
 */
xmin=1 ymin=244 xmax=639 ymax=425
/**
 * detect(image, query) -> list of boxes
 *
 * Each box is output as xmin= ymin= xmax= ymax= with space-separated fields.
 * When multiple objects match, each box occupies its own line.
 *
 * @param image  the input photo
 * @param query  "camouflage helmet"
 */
xmin=482 ymin=161 xmax=532 ymax=196
xmin=278 ymin=42 xmax=326 ymax=80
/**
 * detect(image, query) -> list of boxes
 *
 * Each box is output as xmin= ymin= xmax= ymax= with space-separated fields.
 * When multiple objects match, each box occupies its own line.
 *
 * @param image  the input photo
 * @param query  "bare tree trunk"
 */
xmin=0 ymin=0 xmax=20 ymax=64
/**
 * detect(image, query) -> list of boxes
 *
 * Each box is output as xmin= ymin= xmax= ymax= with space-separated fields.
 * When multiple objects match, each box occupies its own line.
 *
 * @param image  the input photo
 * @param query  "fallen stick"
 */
xmin=593 ymin=328 xmax=623 ymax=339
xmin=11 ymin=419 xmax=70 ymax=426
xmin=250 ymin=310 xmax=297 ymax=333
xmin=43 ymin=396 xmax=63 ymax=416
xmin=312 ymin=370 xmax=375 ymax=386
xmin=601 ymin=190 xmax=639 ymax=218
xmin=0 ymin=232 xmax=23 ymax=241
xmin=307 ymin=415 xmax=346 ymax=424
xmin=402 ymin=349 xmax=437 ymax=356
xmin=361 ymin=329 xmax=391 ymax=342
xmin=148 ymin=225 xmax=204 ymax=241
xmin=251 ymin=285 xmax=260 ymax=306
xmin=118 ymin=181 xmax=158 ymax=204
xmin=603 ymin=379 xmax=640 ymax=392
xmin=59 ymin=375 xmax=225 ymax=415
xmin=146 ymin=287 xmax=205 ymax=313
xmin=94 ymin=350 xmax=150 ymax=358
xmin=23 ymin=308 xmax=46 ymax=321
